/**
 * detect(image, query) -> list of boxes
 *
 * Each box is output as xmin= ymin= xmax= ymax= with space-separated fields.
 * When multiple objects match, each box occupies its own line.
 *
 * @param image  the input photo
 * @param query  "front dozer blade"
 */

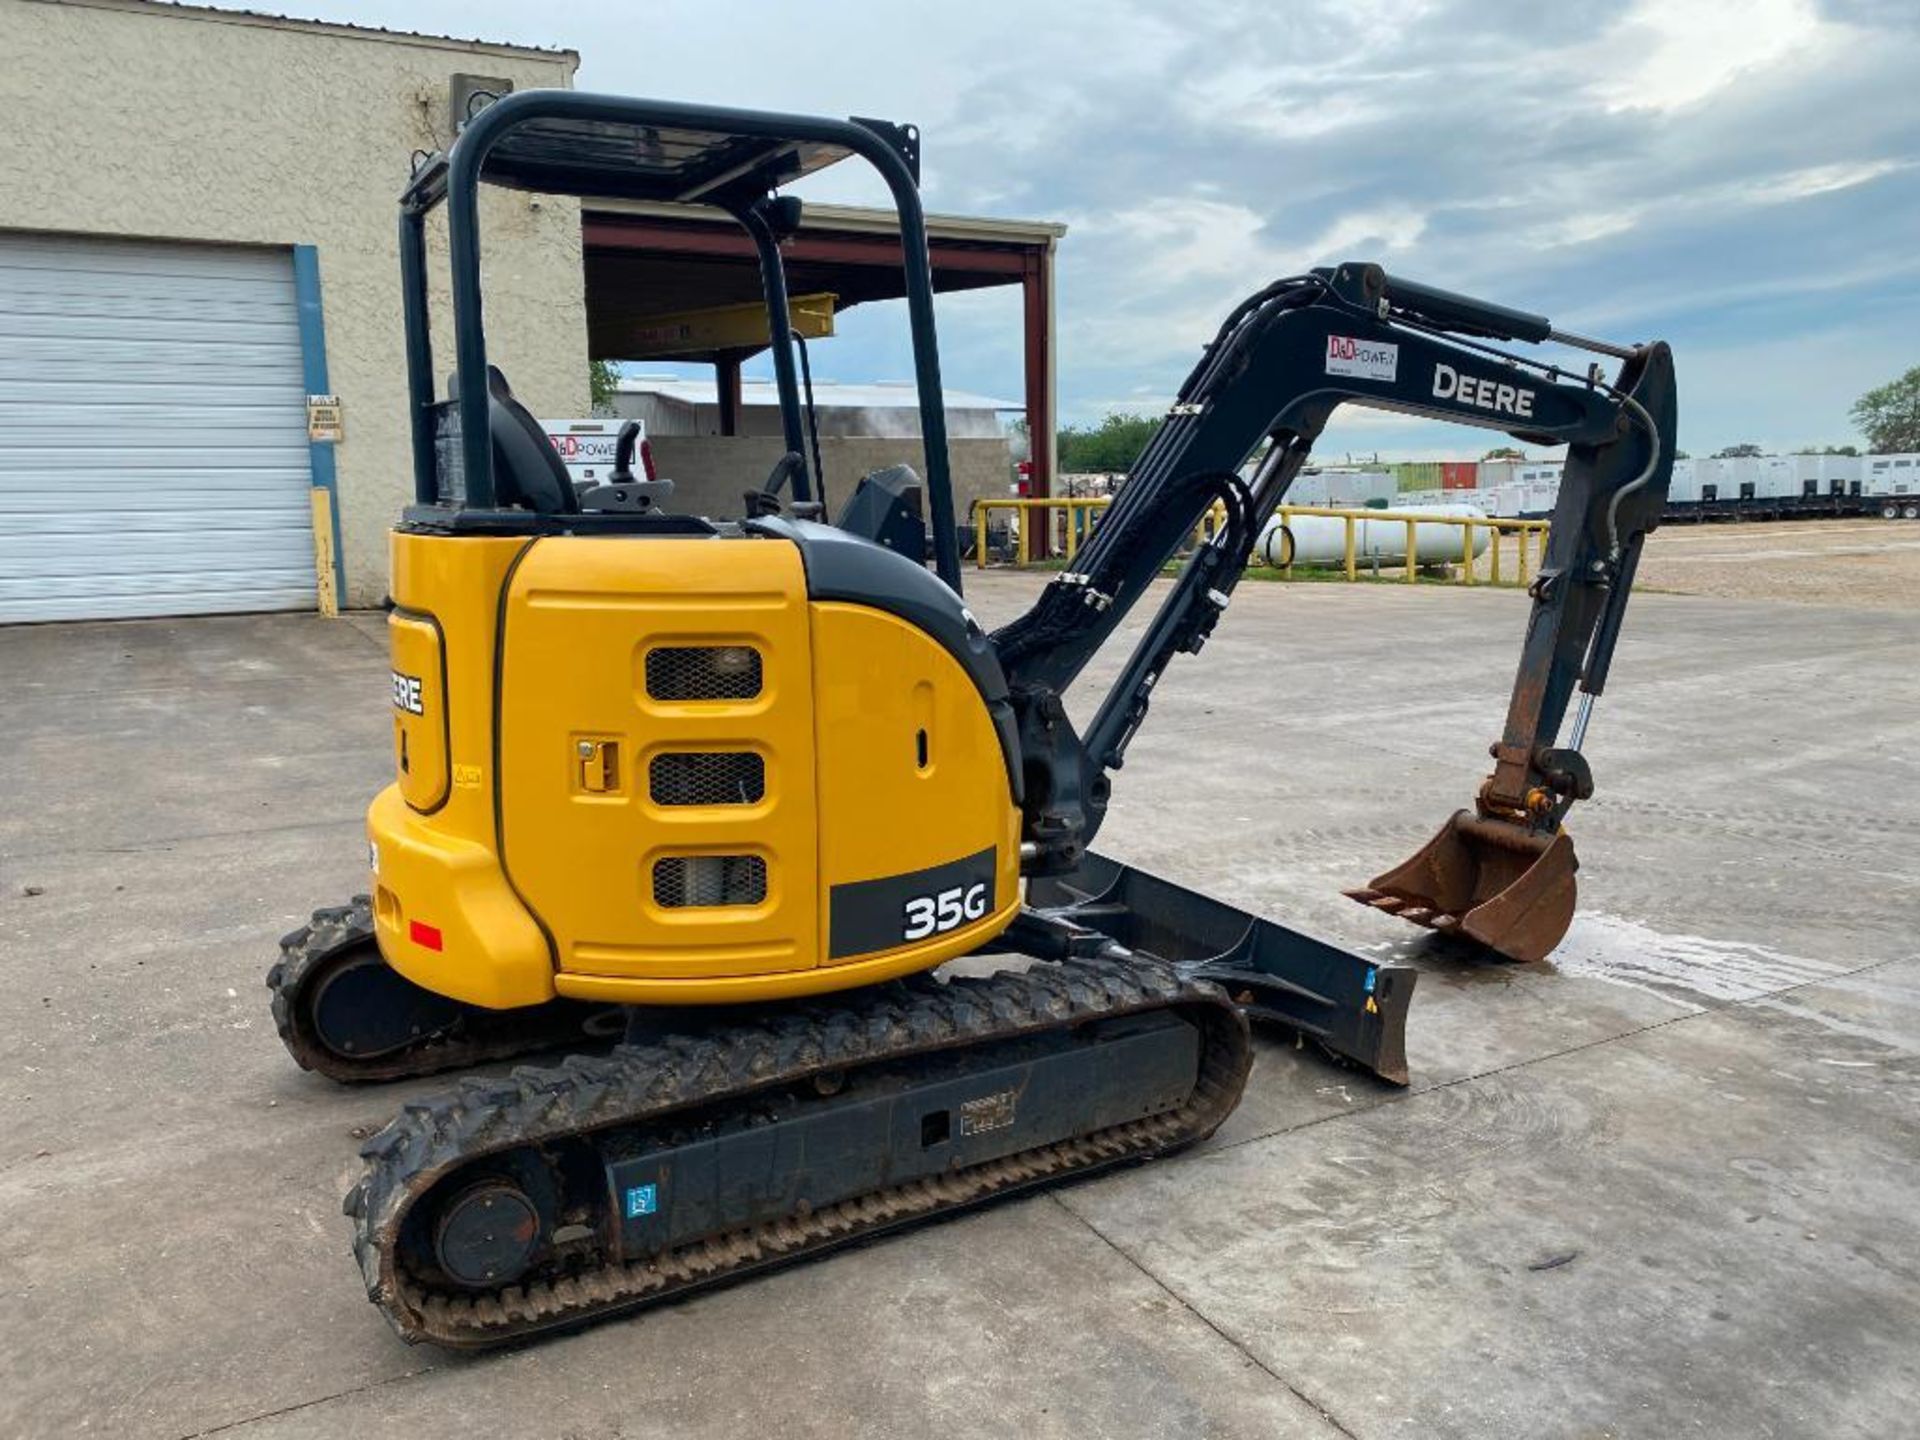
xmin=1026 ymin=852 xmax=1413 ymax=1085
xmin=1346 ymin=811 xmax=1577 ymax=965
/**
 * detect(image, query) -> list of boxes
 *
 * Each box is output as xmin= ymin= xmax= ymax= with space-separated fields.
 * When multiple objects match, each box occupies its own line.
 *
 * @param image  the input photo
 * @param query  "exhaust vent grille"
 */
xmin=645 ymin=646 xmax=762 ymax=702
xmin=649 ymin=751 xmax=765 ymax=807
xmin=652 ymin=855 xmax=768 ymax=909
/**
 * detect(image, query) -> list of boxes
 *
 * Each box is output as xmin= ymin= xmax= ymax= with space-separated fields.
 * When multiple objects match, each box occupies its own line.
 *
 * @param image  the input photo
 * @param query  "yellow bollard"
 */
xmin=1344 ymin=513 xmax=1356 ymax=581
xmin=1461 ymin=520 xmax=1475 ymax=585
xmin=1405 ymin=517 xmax=1418 ymax=582
xmin=975 ymin=505 xmax=988 ymax=570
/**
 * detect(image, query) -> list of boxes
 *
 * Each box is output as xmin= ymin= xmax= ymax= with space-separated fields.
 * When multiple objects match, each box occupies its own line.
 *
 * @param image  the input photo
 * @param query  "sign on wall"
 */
xmin=307 ymin=394 xmax=343 ymax=442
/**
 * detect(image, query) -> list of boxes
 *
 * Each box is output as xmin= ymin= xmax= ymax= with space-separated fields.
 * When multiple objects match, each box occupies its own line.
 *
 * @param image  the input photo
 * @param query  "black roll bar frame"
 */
xmin=396 ymin=89 xmax=963 ymax=591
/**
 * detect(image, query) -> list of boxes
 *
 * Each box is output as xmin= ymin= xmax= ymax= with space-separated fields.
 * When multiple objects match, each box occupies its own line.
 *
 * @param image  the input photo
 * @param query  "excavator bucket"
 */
xmin=1345 ymin=811 xmax=1578 ymax=965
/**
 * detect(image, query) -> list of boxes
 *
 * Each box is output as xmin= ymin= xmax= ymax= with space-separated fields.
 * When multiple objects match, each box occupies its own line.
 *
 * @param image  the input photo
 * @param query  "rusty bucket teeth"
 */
xmin=1349 ymin=810 xmax=1580 ymax=965
xmin=1341 ymin=888 xmax=1405 ymax=915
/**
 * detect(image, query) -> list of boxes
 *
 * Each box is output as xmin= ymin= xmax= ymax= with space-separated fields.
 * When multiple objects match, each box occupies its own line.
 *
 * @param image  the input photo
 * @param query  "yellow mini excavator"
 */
xmin=267 ymin=90 xmax=1677 ymax=1347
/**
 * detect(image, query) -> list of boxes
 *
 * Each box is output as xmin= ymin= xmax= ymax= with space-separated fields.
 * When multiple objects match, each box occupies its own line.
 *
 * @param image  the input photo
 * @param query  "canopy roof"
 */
xmin=468 ymin=118 xmax=851 ymax=204
xmin=403 ymin=93 xmax=918 ymax=212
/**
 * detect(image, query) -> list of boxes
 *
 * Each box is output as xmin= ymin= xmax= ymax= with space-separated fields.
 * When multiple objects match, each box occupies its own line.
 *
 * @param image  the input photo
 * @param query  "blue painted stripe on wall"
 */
xmin=292 ymin=244 xmax=347 ymax=608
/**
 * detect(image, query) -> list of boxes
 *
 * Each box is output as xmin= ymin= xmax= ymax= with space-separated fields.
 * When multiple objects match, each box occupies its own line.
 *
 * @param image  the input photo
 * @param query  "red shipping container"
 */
xmin=1441 ymin=461 xmax=1478 ymax=490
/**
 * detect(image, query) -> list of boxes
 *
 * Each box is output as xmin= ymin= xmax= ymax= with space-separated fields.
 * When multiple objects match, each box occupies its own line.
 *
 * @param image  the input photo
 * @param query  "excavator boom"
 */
xmin=993 ymin=262 xmax=1677 ymax=962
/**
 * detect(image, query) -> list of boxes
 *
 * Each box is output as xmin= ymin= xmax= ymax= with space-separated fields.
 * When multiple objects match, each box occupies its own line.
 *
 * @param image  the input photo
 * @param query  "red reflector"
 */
xmin=409 ymin=919 xmax=444 ymax=951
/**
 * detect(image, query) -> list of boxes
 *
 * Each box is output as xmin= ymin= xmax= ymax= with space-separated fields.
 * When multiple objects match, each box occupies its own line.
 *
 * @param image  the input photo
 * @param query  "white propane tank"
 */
xmin=1258 ymin=504 xmax=1490 ymax=569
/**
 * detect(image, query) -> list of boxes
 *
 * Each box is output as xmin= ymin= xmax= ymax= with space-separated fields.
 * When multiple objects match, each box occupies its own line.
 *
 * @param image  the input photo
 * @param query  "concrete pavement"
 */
xmin=2 ymin=574 xmax=1915 ymax=1439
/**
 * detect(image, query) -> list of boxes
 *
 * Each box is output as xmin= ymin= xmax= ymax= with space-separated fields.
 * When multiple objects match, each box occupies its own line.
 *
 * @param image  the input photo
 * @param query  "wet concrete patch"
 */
xmin=1543 ymin=911 xmax=1846 ymax=1006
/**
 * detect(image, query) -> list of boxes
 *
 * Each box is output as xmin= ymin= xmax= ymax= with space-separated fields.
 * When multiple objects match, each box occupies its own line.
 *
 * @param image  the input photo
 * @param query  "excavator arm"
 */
xmin=994 ymin=261 xmax=1677 ymax=963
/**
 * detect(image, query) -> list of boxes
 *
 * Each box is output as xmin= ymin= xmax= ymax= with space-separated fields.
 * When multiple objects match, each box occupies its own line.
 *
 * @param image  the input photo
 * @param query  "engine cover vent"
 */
xmin=649 ymin=752 xmax=766 ymax=807
xmin=652 ymin=855 xmax=768 ymax=908
xmin=645 ymin=646 xmax=763 ymax=702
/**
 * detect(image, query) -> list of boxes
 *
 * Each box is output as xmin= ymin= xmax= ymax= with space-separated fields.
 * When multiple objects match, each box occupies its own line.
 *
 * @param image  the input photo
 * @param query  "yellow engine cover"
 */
xmin=369 ymin=529 xmax=1022 ymax=1010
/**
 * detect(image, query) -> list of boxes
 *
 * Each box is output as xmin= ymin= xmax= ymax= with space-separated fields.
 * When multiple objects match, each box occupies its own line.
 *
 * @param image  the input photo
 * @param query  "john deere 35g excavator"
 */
xmin=267 ymin=90 xmax=1677 ymax=1347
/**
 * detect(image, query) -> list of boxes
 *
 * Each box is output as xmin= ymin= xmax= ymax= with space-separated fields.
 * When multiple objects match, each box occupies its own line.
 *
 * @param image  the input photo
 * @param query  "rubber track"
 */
xmin=347 ymin=952 xmax=1251 ymax=1348
xmin=267 ymin=898 xmax=601 ymax=1084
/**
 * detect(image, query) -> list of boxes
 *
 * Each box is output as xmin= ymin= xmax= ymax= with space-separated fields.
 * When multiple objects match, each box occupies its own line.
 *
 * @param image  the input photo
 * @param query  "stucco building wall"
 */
xmin=0 ymin=0 xmax=586 ymax=605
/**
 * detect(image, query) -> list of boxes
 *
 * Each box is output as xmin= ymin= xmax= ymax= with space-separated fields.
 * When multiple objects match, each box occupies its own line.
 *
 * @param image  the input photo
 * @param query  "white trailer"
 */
xmin=1287 ymin=468 xmax=1395 ymax=507
xmin=1788 ymin=453 xmax=1861 ymax=499
xmin=1666 ymin=457 xmax=1700 ymax=504
xmin=1755 ymin=456 xmax=1798 ymax=500
xmin=1719 ymin=455 xmax=1762 ymax=502
xmin=1863 ymin=454 xmax=1920 ymax=518
xmin=1479 ymin=484 xmax=1524 ymax=519
xmin=1668 ymin=453 xmax=1870 ymax=521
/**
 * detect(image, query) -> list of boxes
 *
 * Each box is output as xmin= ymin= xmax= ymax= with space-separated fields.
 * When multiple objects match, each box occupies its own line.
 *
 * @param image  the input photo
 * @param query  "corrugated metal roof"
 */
xmin=618 ymin=376 xmax=1023 ymax=413
xmin=73 ymin=0 xmax=576 ymax=60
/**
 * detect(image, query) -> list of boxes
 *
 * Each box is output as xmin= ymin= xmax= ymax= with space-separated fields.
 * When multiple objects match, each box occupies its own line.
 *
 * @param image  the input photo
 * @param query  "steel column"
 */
xmin=1022 ymin=249 xmax=1055 ymax=557
xmin=715 ymin=355 xmax=744 ymax=436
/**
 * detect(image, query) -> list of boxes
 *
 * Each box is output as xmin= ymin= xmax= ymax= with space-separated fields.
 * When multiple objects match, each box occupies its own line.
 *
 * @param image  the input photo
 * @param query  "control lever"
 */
xmin=574 ymin=419 xmax=674 ymax=514
xmin=610 ymin=420 xmax=642 ymax=482
xmin=746 ymin=451 xmax=809 ymax=519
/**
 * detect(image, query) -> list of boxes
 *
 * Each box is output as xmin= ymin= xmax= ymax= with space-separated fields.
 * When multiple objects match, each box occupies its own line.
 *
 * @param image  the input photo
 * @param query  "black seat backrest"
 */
xmin=486 ymin=365 xmax=577 ymax=515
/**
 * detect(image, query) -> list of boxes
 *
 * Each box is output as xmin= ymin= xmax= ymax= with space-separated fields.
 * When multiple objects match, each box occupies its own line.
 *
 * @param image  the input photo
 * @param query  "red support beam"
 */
xmin=1023 ymin=248 xmax=1055 ymax=555
xmin=583 ymin=217 xmax=1031 ymax=277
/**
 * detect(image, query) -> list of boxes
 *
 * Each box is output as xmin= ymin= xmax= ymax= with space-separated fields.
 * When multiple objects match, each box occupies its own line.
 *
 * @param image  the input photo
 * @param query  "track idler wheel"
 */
xmin=1345 ymin=810 xmax=1577 ymax=964
xmin=310 ymin=948 xmax=466 ymax=1062
xmin=268 ymin=897 xmax=619 ymax=1083
xmin=433 ymin=1181 xmax=544 ymax=1290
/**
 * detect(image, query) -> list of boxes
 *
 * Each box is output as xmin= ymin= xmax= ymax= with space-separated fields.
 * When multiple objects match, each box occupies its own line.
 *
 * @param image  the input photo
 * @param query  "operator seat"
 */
xmin=485 ymin=365 xmax=578 ymax=515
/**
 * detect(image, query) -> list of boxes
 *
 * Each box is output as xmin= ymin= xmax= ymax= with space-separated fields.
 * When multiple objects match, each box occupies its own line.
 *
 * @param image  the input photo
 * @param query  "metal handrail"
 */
xmin=969 ymin=497 xmax=1551 ymax=585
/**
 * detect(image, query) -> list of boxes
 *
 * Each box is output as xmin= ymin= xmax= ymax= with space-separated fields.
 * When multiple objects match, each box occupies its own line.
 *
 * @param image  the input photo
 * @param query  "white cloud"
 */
xmin=1589 ymin=0 xmax=1831 ymax=113
xmin=1735 ymin=158 xmax=1914 ymax=203
xmin=199 ymin=0 xmax=1920 ymax=447
xmin=1178 ymin=66 xmax=1393 ymax=140
xmin=1103 ymin=198 xmax=1278 ymax=281
xmin=1315 ymin=206 xmax=1429 ymax=257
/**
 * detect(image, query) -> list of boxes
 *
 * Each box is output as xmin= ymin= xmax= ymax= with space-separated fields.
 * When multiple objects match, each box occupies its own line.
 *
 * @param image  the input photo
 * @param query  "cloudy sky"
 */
xmin=237 ymin=0 xmax=1916 ymax=458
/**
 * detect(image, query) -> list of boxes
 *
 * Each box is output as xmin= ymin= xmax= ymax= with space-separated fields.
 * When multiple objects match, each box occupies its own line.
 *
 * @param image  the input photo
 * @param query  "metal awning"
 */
xmin=584 ymin=202 xmax=1062 ymax=362
xmin=578 ymin=199 xmax=1065 ymax=506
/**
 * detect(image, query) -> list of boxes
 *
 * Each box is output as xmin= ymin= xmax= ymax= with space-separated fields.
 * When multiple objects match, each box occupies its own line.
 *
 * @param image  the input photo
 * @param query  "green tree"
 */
xmin=1481 ymin=446 xmax=1526 ymax=461
xmin=589 ymin=359 xmax=620 ymax=413
xmin=1056 ymin=413 xmax=1161 ymax=473
xmin=1714 ymin=442 xmax=1763 ymax=458
xmin=1851 ymin=366 xmax=1920 ymax=453
xmin=1791 ymin=443 xmax=1860 ymax=456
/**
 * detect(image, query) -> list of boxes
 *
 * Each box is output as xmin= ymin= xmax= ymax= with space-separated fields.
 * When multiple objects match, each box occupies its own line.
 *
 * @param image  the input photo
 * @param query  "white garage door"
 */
xmin=0 ymin=233 xmax=316 ymax=622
